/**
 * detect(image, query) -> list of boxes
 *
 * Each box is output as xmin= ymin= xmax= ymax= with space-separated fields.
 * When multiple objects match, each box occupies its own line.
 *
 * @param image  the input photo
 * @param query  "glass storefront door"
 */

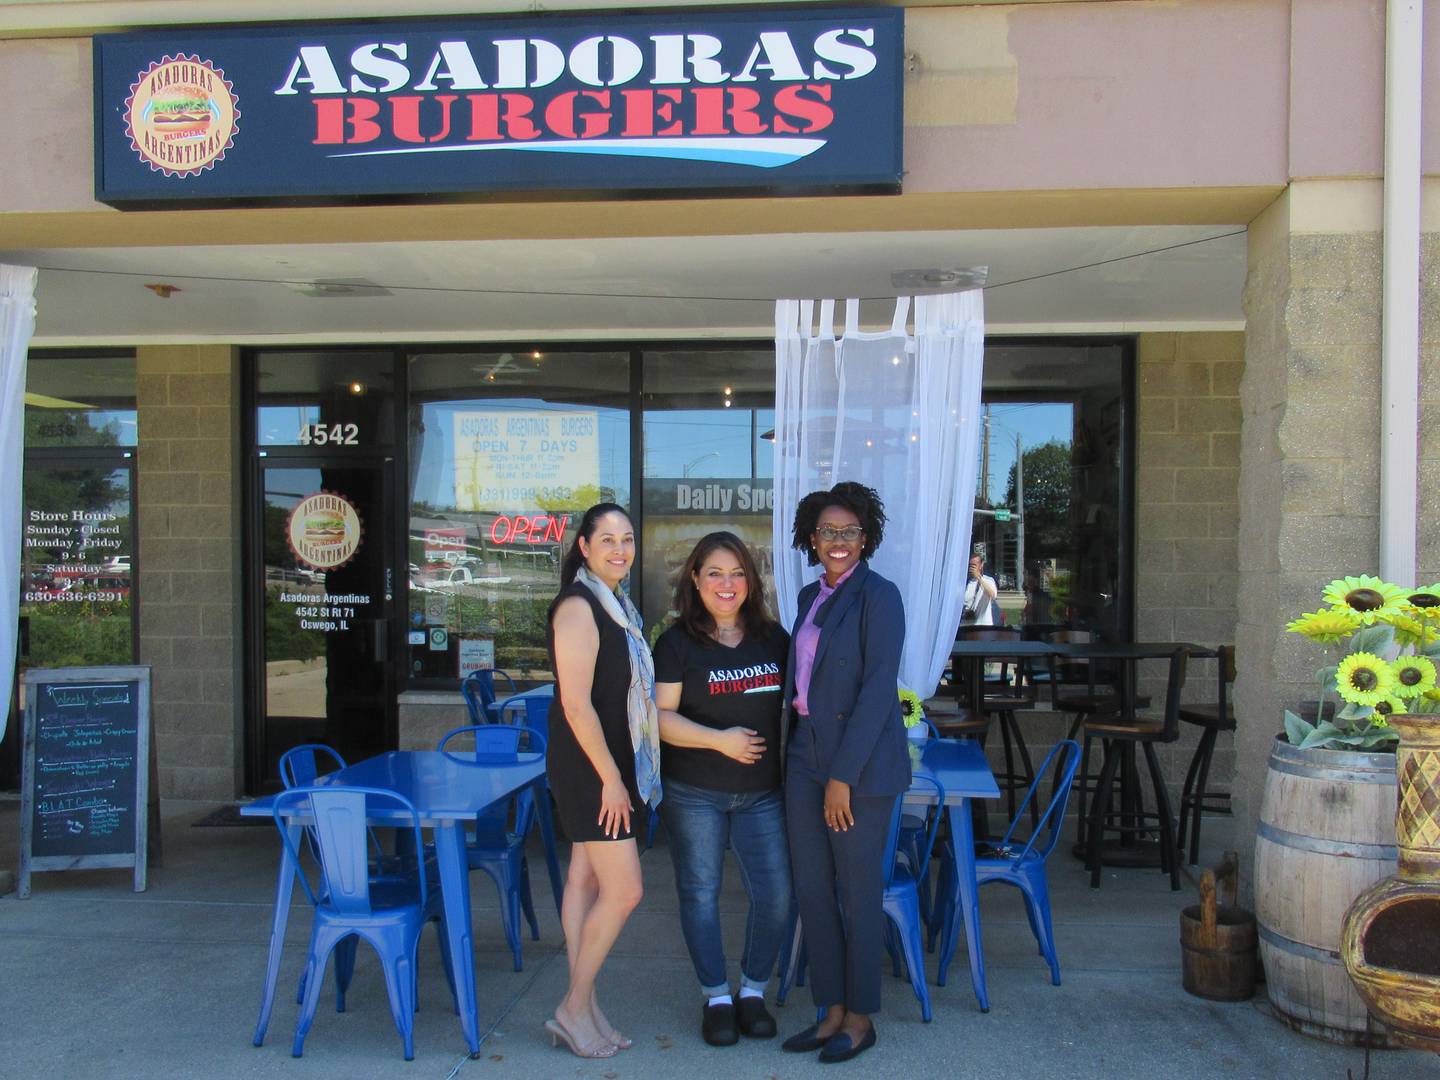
xmin=250 ymin=459 xmax=395 ymax=790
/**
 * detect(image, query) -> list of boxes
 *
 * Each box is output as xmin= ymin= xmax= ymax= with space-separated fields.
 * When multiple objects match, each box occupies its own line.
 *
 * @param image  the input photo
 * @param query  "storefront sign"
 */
xmin=643 ymin=478 xmax=774 ymax=515
xmin=92 ymin=8 xmax=903 ymax=204
xmin=453 ymin=409 xmax=599 ymax=512
xmin=458 ymin=637 xmax=495 ymax=676
xmin=488 ymin=512 xmax=570 ymax=546
xmin=424 ymin=526 xmax=468 ymax=562
xmin=286 ymin=492 xmax=363 ymax=570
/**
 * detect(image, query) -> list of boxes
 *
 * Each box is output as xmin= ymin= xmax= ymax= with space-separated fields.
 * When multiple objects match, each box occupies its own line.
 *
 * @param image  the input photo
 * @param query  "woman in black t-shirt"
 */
xmin=652 ymin=531 xmax=791 ymax=1049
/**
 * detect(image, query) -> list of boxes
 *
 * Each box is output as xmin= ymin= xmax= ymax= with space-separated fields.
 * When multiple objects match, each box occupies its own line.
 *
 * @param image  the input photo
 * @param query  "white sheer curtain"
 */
xmin=0 ymin=265 xmax=37 ymax=741
xmin=772 ymin=292 xmax=985 ymax=699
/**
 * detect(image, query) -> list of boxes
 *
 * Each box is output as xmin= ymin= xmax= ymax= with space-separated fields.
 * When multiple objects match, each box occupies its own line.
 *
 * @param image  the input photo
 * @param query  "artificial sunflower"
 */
xmin=898 ymin=687 xmax=926 ymax=728
xmin=1372 ymin=696 xmax=1407 ymax=720
xmin=1335 ymin=652 xmax=1396 ymax=706
xmin=1386 ymin=611 xmax=1430 ymax=648
xmin=1286 ymin=608 xmax=1361 ymax=644
xmin=1405 ymin=583 xmax=1440 ymax=623
xmin=1322 ymin=575 xmax=1409 ymax=624
xmin=1390 ymin=655 xmax=1438 ymax=700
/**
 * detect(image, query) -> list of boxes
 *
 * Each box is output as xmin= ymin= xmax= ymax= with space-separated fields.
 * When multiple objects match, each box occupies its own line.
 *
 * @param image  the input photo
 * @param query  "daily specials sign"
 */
xmin=92 ymin=7 xmax=904 ymax=204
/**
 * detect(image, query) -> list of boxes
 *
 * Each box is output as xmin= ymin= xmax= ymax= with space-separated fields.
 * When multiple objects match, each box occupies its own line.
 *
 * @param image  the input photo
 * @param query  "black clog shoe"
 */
xmin=781 ymin=1023 xmax=828 ymax=1053
xmin=701 ymin=1001 xmax=739 ymax=1047
xmin=818 ymin=1026 xmax=877 ymax=1064
xmin=735 ymin=996 xmax=777 ymax=1038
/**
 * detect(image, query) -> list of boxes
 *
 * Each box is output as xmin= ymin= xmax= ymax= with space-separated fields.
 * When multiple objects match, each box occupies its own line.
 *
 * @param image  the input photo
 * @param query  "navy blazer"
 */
xmin=781 ymin=560 xmax=911 ymax=797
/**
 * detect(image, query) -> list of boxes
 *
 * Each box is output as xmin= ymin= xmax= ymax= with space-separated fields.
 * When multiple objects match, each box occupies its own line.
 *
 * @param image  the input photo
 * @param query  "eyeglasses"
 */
xmin=815 ymin=525 xmax=864 ymax=542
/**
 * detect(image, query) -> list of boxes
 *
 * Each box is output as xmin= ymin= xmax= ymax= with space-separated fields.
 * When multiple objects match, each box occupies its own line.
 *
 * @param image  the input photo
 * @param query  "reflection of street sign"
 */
xmin=994 ymin=509 xmax=1012 ymax=522
xmin=428 ymin=628 xmax=449 ymax=652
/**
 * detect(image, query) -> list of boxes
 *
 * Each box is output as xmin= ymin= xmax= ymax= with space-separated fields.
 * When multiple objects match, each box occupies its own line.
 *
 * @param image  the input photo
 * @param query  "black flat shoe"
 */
xmin=736 ymin=996 xmax=777 ymax=1038
xmin=781 ymin=1023 xmax=828 ymax=1052
xmin=818 ymin=1026 xmax=877 ymax=1064
xmin=701 ymin=1001 xmax=739 ymax=1047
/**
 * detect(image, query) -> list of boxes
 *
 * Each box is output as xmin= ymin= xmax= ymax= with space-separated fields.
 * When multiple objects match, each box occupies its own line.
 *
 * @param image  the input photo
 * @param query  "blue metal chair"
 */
xmin=437 ymin=723 xmax=547 ymax=971
xmin=268 ymin=786 xmax=451 ymax=1061
xmin=931 ymin=739 xmax=1082 ymax=987
xmin=460 ymin=668 xmax=518 ymax=725
xmin=496 ymin=687 xmax=565 ymax=912
xmin=775 ymin=773 xmax=945 ymax=1022
xmin=277 ymin=744 xmax=417 ymax=1006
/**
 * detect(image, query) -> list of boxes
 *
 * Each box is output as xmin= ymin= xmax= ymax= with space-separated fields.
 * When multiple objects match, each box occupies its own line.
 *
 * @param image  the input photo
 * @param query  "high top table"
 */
xmin=904 ymin=736 xmax=1001 ymax=1010
xmin=241 ymin=749 xmax=550 ymax=1057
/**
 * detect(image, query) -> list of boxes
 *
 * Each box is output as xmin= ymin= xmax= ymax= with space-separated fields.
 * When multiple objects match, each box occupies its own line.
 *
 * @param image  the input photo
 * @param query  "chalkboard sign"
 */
xmin=19 ymin=666 xmax=152 ymax=896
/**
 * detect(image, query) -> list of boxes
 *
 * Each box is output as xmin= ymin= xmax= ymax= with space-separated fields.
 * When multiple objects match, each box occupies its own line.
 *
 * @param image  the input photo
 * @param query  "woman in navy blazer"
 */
xmin=779 ymin=482 xmax=908 ymax=1064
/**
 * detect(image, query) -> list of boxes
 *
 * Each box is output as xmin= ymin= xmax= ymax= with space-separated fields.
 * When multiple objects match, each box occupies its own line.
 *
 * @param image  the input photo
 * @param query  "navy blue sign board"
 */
xmin=93 ymin=7 xmax=904 ymax=206
xmin=19 ymin=666 xmax=154 ymax=896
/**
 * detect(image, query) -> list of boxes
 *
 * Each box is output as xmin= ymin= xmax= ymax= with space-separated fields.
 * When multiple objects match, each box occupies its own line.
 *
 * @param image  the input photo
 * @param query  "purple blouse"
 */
xmin=792 ymin=564 xmax=857 ymax=716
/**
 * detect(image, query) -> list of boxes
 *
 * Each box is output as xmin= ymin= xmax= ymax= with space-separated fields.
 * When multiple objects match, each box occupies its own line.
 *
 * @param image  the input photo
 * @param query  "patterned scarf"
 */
xmin=574 ymin=565 xmax=663 ymax=810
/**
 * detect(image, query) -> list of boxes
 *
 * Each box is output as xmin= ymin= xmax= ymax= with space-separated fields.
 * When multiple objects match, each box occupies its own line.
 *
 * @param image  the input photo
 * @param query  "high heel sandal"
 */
xmin=544 ymin=1017 xmax=618 ymax=1059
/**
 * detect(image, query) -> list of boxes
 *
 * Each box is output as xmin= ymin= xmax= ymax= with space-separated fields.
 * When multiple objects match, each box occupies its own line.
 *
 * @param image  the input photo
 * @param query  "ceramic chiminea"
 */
xmin=1341 ymin=713 xmax=1440 ymax=1050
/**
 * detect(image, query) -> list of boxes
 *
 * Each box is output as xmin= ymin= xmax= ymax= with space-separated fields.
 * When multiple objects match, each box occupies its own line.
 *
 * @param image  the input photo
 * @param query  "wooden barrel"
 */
xmin=1255 ymin=738 xmax=1397 ymax=1043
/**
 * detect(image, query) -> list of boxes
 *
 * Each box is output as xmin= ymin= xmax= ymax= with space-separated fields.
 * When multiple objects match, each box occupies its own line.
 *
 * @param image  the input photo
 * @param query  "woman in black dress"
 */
xmin=545 ymin=503 xmax=661 ymax=1059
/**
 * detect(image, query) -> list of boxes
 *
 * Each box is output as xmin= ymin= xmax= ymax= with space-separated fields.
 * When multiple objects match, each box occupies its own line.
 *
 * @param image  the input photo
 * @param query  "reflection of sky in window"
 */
xmin=413 ymin=399 xmax=629 ymax=510
xmin=644 ymin=408 xmax=775 ymax=478
xmin=257 ymin=405 xmax=319 ymax=444
xmin=979 ymin=404 xmax=1074 ymax=506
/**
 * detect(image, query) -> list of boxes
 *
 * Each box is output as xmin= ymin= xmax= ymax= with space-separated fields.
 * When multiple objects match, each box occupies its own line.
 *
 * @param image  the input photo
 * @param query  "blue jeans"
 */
xmin=659 ymin=778 xmax=793 ymax=997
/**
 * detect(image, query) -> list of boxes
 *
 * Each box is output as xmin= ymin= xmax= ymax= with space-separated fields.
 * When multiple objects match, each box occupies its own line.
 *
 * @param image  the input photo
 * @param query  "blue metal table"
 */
xmin=903 ymin=736 xmax=1001 ymax=1011
xmin=241 ymin=749 xmax=551 ymax=1057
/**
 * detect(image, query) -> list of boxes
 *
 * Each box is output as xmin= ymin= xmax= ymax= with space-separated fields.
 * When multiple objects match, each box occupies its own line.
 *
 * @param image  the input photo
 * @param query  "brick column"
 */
xmin=135 ymin=345 xmax=242 ymax=800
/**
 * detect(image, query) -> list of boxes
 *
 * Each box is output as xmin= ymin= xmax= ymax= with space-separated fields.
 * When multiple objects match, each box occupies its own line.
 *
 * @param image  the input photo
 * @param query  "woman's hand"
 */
xmin=597 ymin=771 xmax=634 ymax=839
xmin=714 ymin=726 xmax=766 ymax=764
xmin=824 ymin=778 xmax=854 ymax=832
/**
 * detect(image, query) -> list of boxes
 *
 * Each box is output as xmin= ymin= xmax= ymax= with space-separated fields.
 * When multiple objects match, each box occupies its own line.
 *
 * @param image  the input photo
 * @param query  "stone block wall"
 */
xmin=136 ymin=345 xmax=242 ymax=800
xmin=1133 ymin=331 xmax=1244 ymax=808
xmin=1227 ymin=185 xmax=1436 ymax=899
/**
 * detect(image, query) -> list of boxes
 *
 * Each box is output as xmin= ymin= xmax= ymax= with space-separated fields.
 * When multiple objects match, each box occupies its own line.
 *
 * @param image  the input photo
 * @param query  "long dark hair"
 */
xmin=560 ymin=502 xmax=632 ymax=587
xmin=790 ymin=481 xmax=886 ymax=565
xmin=673 ymin=531 xmax=776 ymax=644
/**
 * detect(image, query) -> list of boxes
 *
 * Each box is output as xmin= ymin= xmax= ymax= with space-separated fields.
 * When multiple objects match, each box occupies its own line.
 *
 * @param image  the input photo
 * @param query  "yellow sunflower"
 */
xmin=1405 ymin=583 xmax=1440 ymax=623
xmin=1391 ymin=655 xmax=1438 ymax=700
xmin=1286 ymin=608 xmax=1361 ymax=644
xmin=898 ymin=687 xmax=926 ymax=728
xmin=1323 ymin=575 xmax=1409 ymax=624
xmin=1335 ymin=652 xmax=1396 ymax=706
xmin=1385 ymin=612 xmax=1431 ymax=648
xmin=1372 ymin=696 xmax=1407 ymax=720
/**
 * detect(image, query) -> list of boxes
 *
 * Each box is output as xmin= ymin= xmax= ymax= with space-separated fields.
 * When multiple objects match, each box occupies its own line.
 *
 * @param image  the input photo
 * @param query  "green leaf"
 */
xmin=1283 ymin=710 xmax=1315 ymax=744
xmin=1355 ymin=624 xmax=1396 ymax=654
xmin=1355 ymin=727 xmax=1400 ymax=749
xmin=1337 ymin=701 xmax=1374 ymax=721
xmin=1299 ymin=725 xmax=1344 ymax=750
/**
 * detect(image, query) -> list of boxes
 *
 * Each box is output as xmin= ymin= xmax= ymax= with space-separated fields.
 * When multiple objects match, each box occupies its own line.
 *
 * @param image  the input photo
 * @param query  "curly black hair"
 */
xmin=790 ymin=481 xmax=886 ymax=565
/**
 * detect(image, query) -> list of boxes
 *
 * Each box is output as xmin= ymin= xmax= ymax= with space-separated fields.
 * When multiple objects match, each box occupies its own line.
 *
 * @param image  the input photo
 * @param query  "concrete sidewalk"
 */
xmin=1 ymin=799 xmax=1431 ymax=1080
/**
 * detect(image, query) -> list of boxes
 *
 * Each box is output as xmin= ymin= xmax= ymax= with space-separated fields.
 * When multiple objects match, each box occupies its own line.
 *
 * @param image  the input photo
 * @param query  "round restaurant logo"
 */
xmin=124 ymin=54 xmax=239 ymax=177
xmin=286 ymin=493 xmax=362 ymax=572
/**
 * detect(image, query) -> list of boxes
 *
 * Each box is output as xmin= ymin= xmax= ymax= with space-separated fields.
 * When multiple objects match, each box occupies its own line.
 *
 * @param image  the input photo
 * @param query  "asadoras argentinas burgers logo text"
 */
xmin=125 ymin=54 xmax=239 ymax=176
xmin=286 ymin=492 xmax=363 ymax=572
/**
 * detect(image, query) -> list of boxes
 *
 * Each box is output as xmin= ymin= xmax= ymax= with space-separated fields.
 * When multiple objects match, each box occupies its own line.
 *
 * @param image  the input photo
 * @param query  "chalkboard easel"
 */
xmin=19 ymin=666 xmax=155 ymax=897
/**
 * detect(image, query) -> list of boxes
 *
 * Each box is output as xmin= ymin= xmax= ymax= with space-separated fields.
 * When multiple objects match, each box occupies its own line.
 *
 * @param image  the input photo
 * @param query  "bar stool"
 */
xmin=957 ymin=627 xmax=1039 ymax=831
xmin=1081 ymin=647 xmax=1189 ymax=891
xmin=1176 ymin=645 xmax=1237 ymax=866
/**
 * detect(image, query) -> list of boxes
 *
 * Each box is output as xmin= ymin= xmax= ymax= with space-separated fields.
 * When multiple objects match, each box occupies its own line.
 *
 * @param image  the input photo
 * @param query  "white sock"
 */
xmin=707 ymin=993 xmax=733 ymax=1007
xmin=738 ymin=987 xmax=764 ymax=1001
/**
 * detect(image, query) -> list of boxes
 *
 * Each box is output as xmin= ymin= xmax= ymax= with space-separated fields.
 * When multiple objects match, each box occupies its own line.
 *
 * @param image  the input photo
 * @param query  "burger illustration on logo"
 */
xmin=124 ymin=54 xmax=239 ymax=177
xmin=287 ymin=493 xmax=362 ymax=572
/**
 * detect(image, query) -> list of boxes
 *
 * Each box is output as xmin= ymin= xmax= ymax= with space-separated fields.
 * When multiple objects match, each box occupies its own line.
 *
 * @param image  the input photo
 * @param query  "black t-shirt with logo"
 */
xmin=652 ymin=623 xmax=789 ymax=794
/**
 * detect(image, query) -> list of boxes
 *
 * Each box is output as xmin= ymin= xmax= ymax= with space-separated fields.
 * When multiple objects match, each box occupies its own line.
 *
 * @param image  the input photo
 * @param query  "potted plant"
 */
xmin=1255 ymin=576 xmax=1440 ymax=1045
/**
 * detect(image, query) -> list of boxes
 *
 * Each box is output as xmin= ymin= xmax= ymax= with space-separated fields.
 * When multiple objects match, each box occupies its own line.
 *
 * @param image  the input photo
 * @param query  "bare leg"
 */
xmin=553 ymin=840 xmax=643 ymax=1052
xmin=816 ymin=1003 xmax=846 ymax=1039
xmin=560 ymin=850 xmax=630 ymax=1048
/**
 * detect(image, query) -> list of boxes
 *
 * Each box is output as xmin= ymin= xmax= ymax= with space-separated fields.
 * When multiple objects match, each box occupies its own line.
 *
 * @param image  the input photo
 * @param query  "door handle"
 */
xmin=371 ymin=619 xmax=388 ymax=662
